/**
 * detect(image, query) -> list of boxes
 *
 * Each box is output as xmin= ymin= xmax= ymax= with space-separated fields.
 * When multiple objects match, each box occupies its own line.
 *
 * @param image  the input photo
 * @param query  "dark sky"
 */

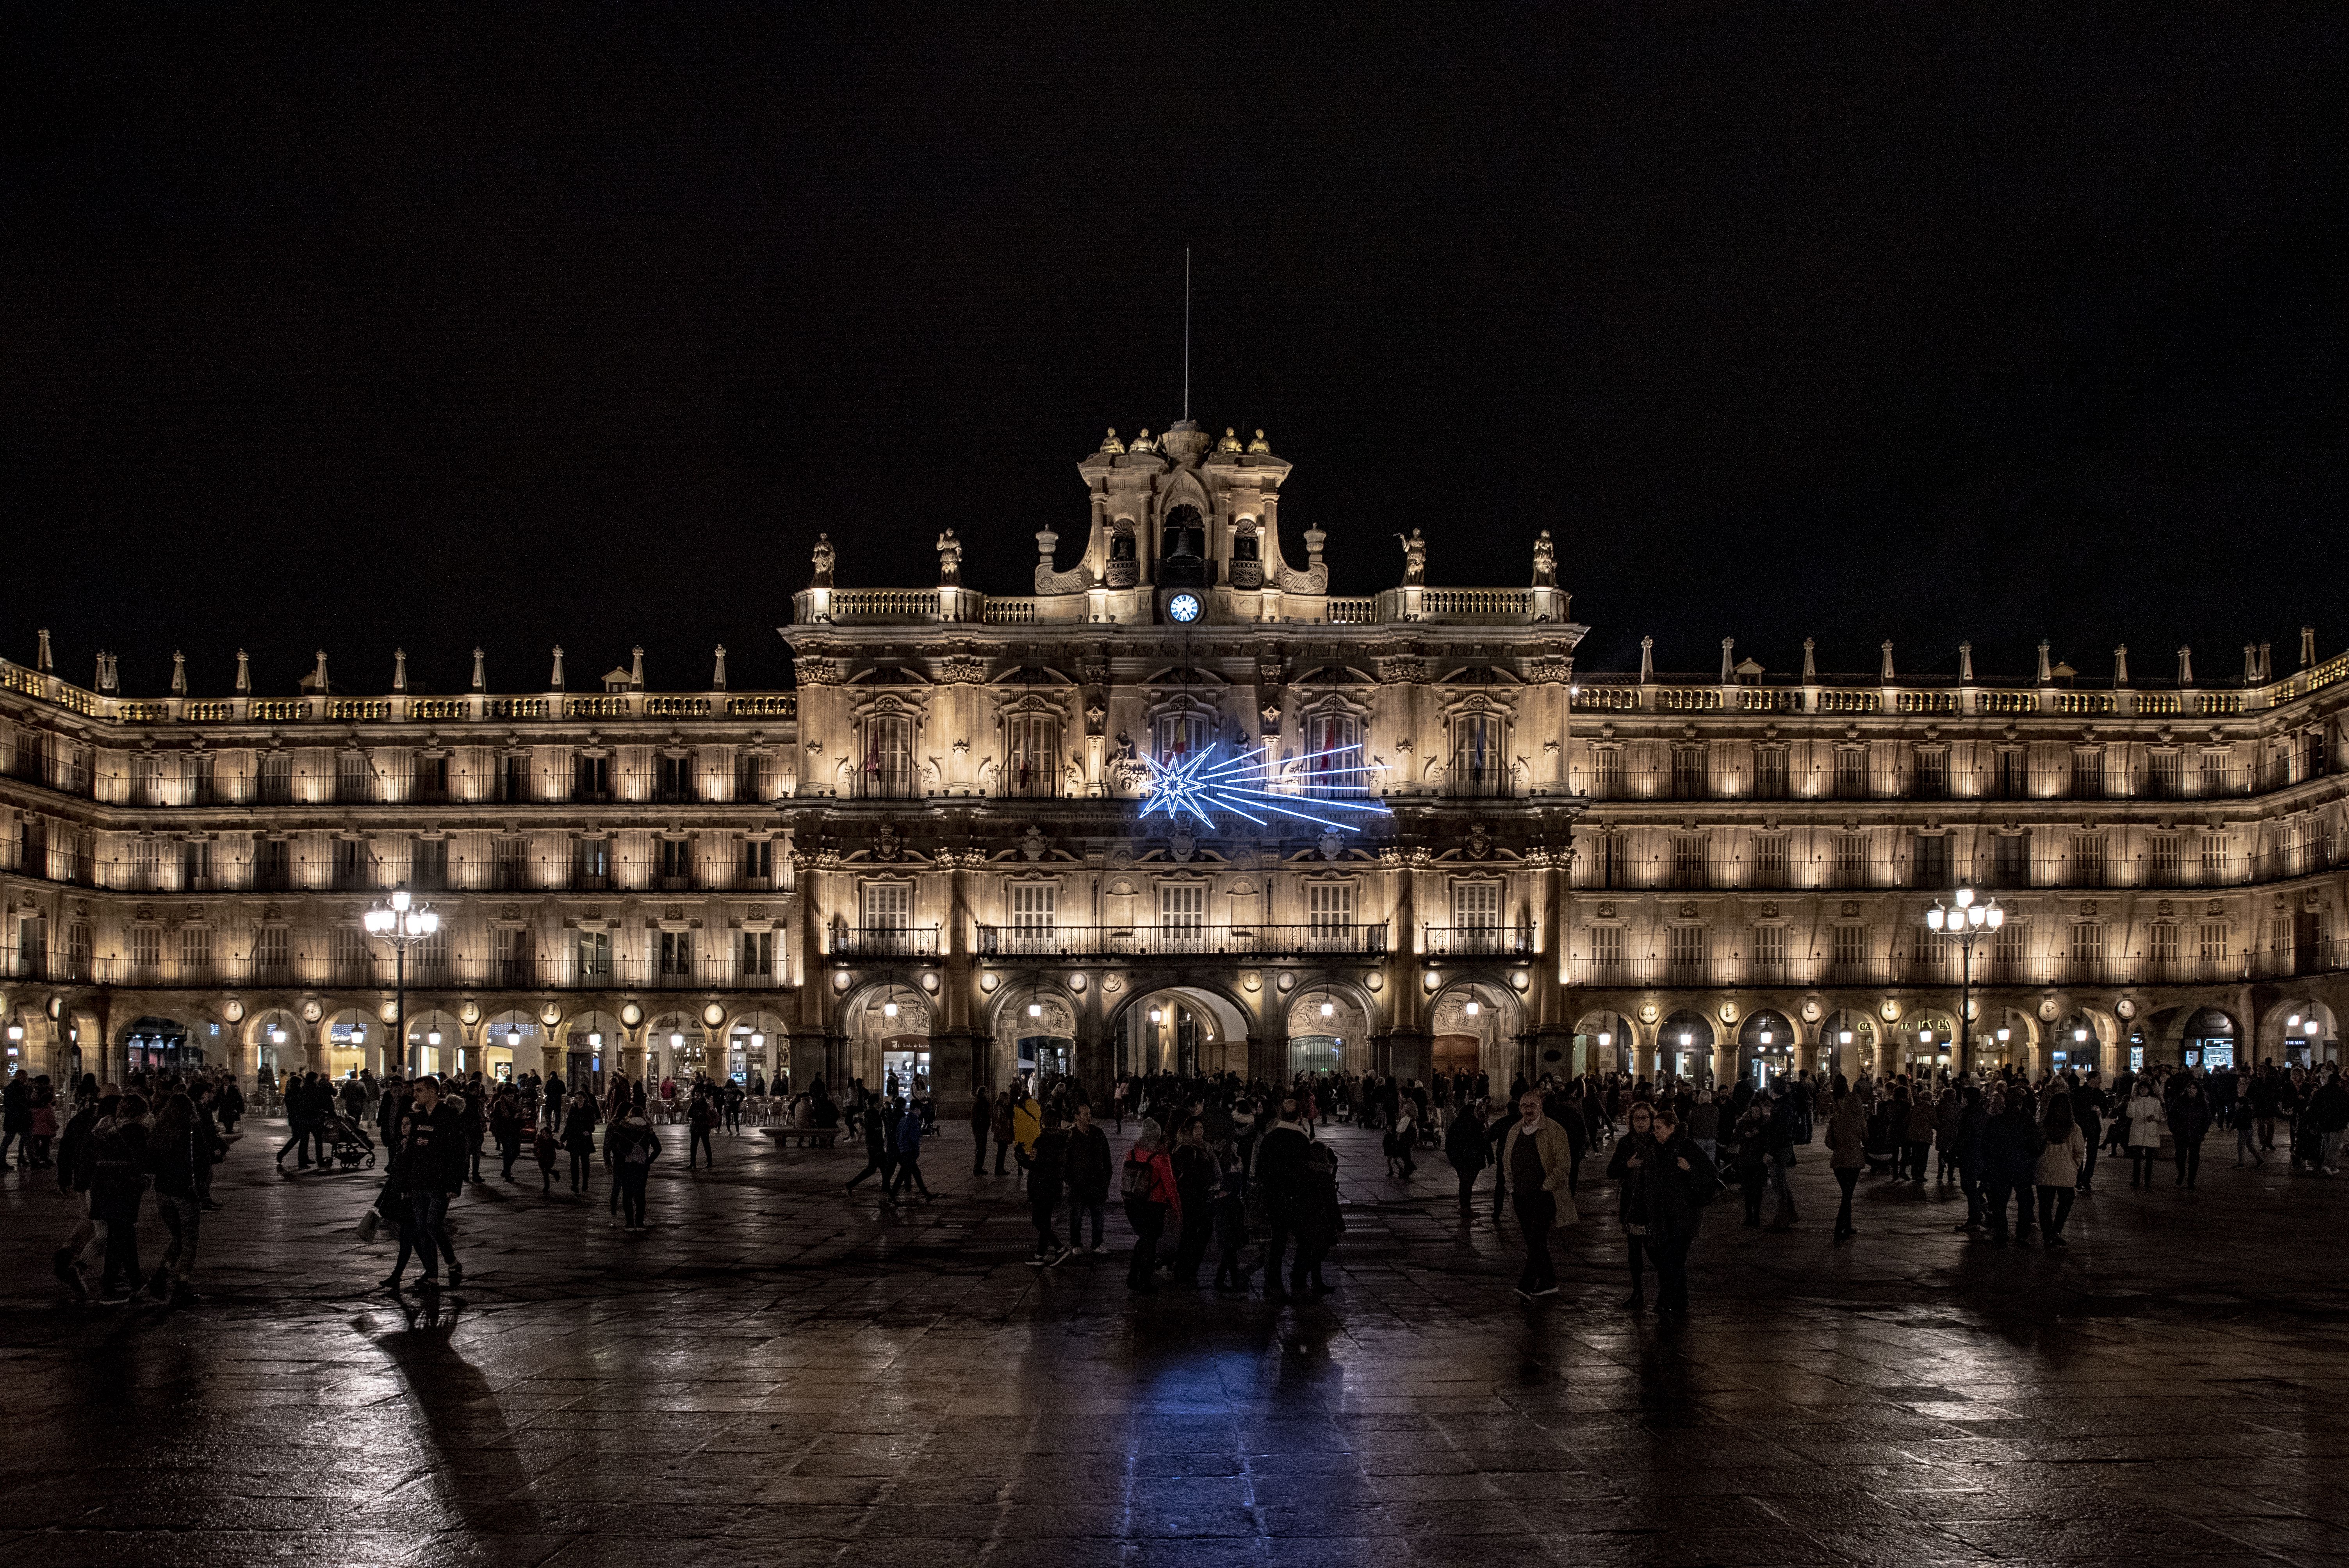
xmin=5 ymin=6 xmax=2342 ymax=697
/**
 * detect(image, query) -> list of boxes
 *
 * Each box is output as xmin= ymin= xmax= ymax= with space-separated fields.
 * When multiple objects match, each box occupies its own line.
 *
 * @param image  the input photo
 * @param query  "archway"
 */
xmin=727 ymin=1008 xmax=790 ymax=1089
xmin=400 ymin=1008 xmax=466 ymax=1079
xmin=2053 ymin=1010 xmax=2110 ymax=1077
xmin=1286 ymin=985 xmax=1370 ymax=1078
xmin=1894 ymin=1010 xmax=1956 ymax=1079
xmin=990 ymin=984 xmax=1079 ymax=1089
xmin=2262 ymin=1000 xmax=2337 ymax=1067
xmin=1572 ymin=1010 xmax=1636 ymax=1078
xmin=1978 ymin=1007 xmax=2038 ymax=1073
xmin=1113 ymin=984 xmax=1250 ymax=1080
xmin=1817 ymin=1009 xmax=1878 ymax=1084
xmin=479 ymin=1008 xmax=544 ymax=1083
xmin=247 ymin=1009 xmax=306 ymax=1095
xmin=323 ymin=1006 xmax=381 ymax=1081
xmin=561 ymin=1009 xmax=622 ymax=1095
xmin=845 ymin=982 xmax=931 ymax=1099
xmin=1736 ymin=1009 xmax=1796 ymax=1089
xmin=2 ymin=1007 xmax=53 ymax=1080
xmin=2181 ymin=1007 xmax=2242 ymax=1072
xmin=648 ymin=1010 xmax=714 ymax=1091
xmin=121 ymin=1014 xmax=196 ymax=1077
xmin=1656 ymin=1009 xmax=1715 ymax=1084
xmin=1428 ymin=978 xmax=1520 ymax=1084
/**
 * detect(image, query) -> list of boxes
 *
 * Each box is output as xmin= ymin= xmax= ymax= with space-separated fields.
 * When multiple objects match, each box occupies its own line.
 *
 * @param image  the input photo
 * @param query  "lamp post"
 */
xmin=362 ymin=885 xmax=440 ymax=1076
xmin=1923 ymin=882 xmax=2003 ymax=1076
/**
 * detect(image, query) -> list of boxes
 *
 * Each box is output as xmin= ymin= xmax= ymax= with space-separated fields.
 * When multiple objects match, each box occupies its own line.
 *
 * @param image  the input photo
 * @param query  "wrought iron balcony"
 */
xmin=976 ymin=923 xmax=1388 ymax=959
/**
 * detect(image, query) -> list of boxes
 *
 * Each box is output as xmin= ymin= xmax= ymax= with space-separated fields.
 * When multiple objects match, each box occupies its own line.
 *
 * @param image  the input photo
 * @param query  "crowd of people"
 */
xmin=10 ymin=1049 xmax=2344 ymax=1316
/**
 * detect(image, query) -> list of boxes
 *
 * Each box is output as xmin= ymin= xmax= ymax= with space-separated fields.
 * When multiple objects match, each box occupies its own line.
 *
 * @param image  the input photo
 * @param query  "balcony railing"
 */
xmin=977 ymin=923 xmax=1388 ymax=959
xmin=1420 ymin=925 xmax=1532 ymax=959
xmin=831 ymin=927 xmax=939 ymax=959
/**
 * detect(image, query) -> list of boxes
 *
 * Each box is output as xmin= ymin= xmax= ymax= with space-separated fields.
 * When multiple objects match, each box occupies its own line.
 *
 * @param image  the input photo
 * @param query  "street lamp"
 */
xmin=1923 ymin=882 xmax=2003 ymax=1075
xmin=361 ymin=884 xmax=439 ymax=1076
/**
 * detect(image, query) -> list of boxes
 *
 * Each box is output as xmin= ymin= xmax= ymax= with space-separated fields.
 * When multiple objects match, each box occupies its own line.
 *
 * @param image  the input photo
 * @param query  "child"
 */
xmin=533 ymin=1118 xmax=559 ymax=1194
xmin=1211 ymin=1163 xmax=1254 ymax=1294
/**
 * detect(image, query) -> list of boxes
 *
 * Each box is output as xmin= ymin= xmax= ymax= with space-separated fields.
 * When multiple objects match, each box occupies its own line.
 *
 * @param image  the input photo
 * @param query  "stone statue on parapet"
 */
xmin=810 ymin=534 xmax=835 ymax=588
xmin=936 ymin=529 xmax=962 ymax=586
xmin=1397 ymin=528 xmax=1427 ymax=586
xmin=1532 ymin=529 xmax=1555 ymax=587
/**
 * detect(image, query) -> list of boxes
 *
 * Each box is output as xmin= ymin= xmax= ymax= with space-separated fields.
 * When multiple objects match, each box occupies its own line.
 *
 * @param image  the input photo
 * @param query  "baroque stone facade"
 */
xmin=4 ymin=417 xmax=2345 ymax=1105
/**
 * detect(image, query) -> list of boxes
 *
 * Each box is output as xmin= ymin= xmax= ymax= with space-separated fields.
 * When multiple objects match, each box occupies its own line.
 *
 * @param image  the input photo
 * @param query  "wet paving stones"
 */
xmin=4 ymin=1119 xmax=2349 ymax=1566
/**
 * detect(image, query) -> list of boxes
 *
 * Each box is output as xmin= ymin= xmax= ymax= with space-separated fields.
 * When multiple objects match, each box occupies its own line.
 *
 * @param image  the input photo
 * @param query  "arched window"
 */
xmin=1153 ymin=709 xmax=1214 ymax=764
xmin=1452 ymin=713 xmax=1506 ymax=798
xmin=1005 ymin=714 xmax=1059 ymax=798
xmin=859 ymin=715 xmax=915 ymax=799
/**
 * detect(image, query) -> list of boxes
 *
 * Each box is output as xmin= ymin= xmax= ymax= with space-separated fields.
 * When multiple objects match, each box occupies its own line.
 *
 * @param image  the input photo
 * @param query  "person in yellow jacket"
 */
xmin=1009 ymin=1090 xmax=1043 ymax=1186
xmin=1499 ymin=1090 xmax=1578 ymax=1298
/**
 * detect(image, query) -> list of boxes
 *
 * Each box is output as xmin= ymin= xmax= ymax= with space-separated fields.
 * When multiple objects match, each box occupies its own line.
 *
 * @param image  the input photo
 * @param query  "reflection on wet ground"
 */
xmin=4 ymin=1118 xmax=2347 ymax=1566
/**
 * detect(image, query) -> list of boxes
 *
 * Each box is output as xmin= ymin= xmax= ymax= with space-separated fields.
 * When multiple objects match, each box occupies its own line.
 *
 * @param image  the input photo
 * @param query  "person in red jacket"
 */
xmin=1121 ymin=1122 xmax=1180 ymax=1294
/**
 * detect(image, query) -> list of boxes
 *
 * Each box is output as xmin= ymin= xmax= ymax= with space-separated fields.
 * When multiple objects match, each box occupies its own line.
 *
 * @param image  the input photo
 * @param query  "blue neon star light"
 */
xmin=1141 ymin=742 xmax=1392 ymax=833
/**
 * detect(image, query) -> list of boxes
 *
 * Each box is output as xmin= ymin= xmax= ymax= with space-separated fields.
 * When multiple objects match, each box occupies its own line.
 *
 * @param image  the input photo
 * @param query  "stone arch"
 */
xmin=399 ymin=1007 xmax=467 ymax=1078
xmin=245 ymin=1008 xmax=309 ymax=1088
xmin=1571 ymin=1008 xmax=1638 ymax=1078
xmin=320 ymin=1005 xmax=384 ymax=1080
xmin=2256 ymin=997 xmax=2337 ymax=1064
xmin=840 ymin=978 xmax=934 ymax=1098
xmin=986 ymin=978 xmax=1082 ymax=1089
xmin=1285 ymin=975 xmax=1377 ymax=1078
xmin=1428 ymin=971 xmax=1524 ymax=1083
xmin=724 ymin=1007 xmax=791 ymax=1088
xmin=1734 ymin=1007 xmax=1797 ymax=1087
xmin=1105 ymin=980 xmax=1253 ymax=1080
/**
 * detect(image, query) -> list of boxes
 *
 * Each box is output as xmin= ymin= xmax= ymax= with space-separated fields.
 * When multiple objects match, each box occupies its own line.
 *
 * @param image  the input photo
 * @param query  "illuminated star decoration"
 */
xmin=1141 ymin=742 xmax=1392 ymax=833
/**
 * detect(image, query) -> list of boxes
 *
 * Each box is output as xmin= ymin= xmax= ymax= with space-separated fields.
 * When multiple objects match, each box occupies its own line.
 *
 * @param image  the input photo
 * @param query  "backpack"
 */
xmin=1120 ymin=1153 xmax=1157 ymax=1202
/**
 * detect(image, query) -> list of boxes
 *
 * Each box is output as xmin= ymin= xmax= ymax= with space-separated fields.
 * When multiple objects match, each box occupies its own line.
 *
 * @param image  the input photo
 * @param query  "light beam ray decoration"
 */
xmin=1141 ymin=741 xmax=1392 ymax=833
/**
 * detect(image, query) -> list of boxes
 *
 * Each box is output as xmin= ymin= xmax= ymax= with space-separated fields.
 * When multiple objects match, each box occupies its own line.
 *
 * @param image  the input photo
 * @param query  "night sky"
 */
xmin=5 ymin=7 xmax=2342 ymax=698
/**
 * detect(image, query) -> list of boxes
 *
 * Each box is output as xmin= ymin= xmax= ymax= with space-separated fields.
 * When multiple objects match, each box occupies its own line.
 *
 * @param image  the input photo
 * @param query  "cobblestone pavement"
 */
xmin=3 ymin=1117 xmax=2348 ymax=1567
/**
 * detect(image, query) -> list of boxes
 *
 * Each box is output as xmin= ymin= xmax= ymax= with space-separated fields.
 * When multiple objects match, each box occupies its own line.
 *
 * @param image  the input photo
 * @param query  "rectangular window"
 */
xmin=733 ymin=752 xmax=766 ymax=803
xmin=1835 ymin=749 xmax=1868 ymax=800
xmin=332 ymin=837 xmax=370 ymax=891
xmin=1671 ymin=745 xmax=1706 ymax=800
xmin=179 ymin=924 xmax=212 ymax=977
xmin=2151 ymin=751 xmax=2182 ymax=799
xmin=576 ymin=930 xmax=612 ymax=985
xmin=861 ymin=882 xmax=913 ymax=930
xmin=1157 ymin=882 xmax=1206 ymax=949
xmin=2071 ymin=921 xmax=2104 ymax=979
xmin=1914 ymin=749 xmax=1948 ymax=800
xmin=2071 ymin=833 xmax=2107 ymax=888
xmin=1452 ymin=880 xmax=1503 ymax=931
xmin=738 ymin=837 xmax=774 ymax=885
xmin=503 ymin=752 xmax=532 ymax=804
xmin=2198 ymin=921 xmax=2231 ymax=976
xmin=494 ymin=836 xmax=528 ymax=891
xmin=338 ymin=750 xmax=373 ymax=803
xmin=2199 ymin=832 xmax=2230 ymax=883
xmin=740 ymin=929 xmax=775 ymax=978
xmin=255 ymin=837 xmax=291 ymax=892
xmin=573 ymin=837 xmax=611 ymax=889
xmin=331 ymin=925 xmax=368 ymax=984
xmin=1911 ymin=833 xmax=1951 ymax=890
xmin=65 ymin=919 xmax=89 ymax=980
xmin=254 ymin=925 xmax=290 ymax=982
xmin=1753 ymin=834 xmax=1788 ymax=887
xmin=1670 ymin=924 xmax=1707 ymax=982
xmin=1992 ymin=921 xmax=2026 ymax=982
xmin=1754 ymin=747 xmax=1788 ymax=801
xmin=1306 ymin=881 xmax=1354 ymax=933
xmin=656 ymin=837 xmax=694 ymax=889
xmin=2071 ymin=750 xmax=2104 ymax=800
xmin=1590 ymin=925 xmax=1624 ymax=982
xmin=2199 ymin=752 xmax=2230 ymax=796
xmin=862 ymin=717 xmax=916 ymax=798
xmin=2151 ymin=835 xmax=2183 ymax=887
xmin=131 ymin=836 xmax=164 ymax=891
xmin=1453 ymin=715 xmax=1506 ymax=798
xmin=1671 ymin=834 xmax=1706 ymax=889
xmin=415 ymin=753 xmax=450 ymax=802
xmin=497 ymin=927 xmax=535 ymax=986
xmin=574 ymin=753 xmax=611 ymax=801
xmin=415 ymin=928 xmax=448 ymax=984
xmin=1834 ymin=833 xmax=1868 ymax=888
xmin=1995 ymin=749 xmax=2025 ymax=801
xmin=1831 ymin=923 xmax=1868 ymax=980
xmin=2148 ymin=921 xmax=2177 ymax=979
xmin=1753 ymin=924 xmax=1787 ymax=982
xmin=128 ymin=926 xmax=161 ymax=977
xmin=131 ymin=753 xmax=165 ymax=806
xmin=1592 ymin=747 xmax=1625 ymax=798
xmin=1011 ymin=881 xmax=1058 ymax=932
xmin=1992 ymin=832 xmax=2029 ymax=889
xmin=657 ymin=754 xmax=695 ymax=802
xmin=191 ymin=751 xmax=218 ymax=805
xmin=1007 ymin=715 xmax=1062 ymax=798
xmin=259 ymin=751 xmax=293 ymax=805
xmin=410 ymin=837 xmax=447 ymax=891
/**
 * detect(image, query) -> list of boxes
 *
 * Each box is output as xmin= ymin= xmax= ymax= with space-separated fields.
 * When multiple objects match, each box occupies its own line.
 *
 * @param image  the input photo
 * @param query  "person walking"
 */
xmin=2034 ymin=1094 xmax=2086 ymax=1247
xmin=1501 ymin=1089 xmax=1577 ymax=1300
xmin=990 ymin=1088 xmax=1016 ymax=1177
xmin=1445 ymin=1098 xmax=1490 ymax=1215
xmin=687 ymin=1089 xmax=718 ymax=1171
xmin=144 ymin=1090 xmax=207 ymax=1304
xmin=2168 ymin=1077 xmax=2212 ymax=1189
xmin=561 ymin=1086 xmax=600 ymax=1195
xmin=384 ymin=1076 xmax=463 ymax=1292
xmin=0 ymin=1068 xmax=31 ymax=1169
xmin=1980 ymin=1092 xmax=2043 ymax=1246
xmin=1018 ymin=1107 xmax=1069 ymax=1266
xmin=490 ymin=1085 xmax=526 ymax=1182
xmin=1255 ymin=1099 xmax=1313 ymax=1301
xmin=532 ymin=1114 xmax=559 ymax=1193
xmin=2073 ymin=1077 xmax=2105 ymax=1193
xmin=845 ymin=1097 xmax=895 ymax=1194
xmin=2125 ymin=1079 xmax=2164 ymax=1187
xmin=1065 ymin=1102 xmax=1113 ymax=1254
xmin=1120 ymin=1123 xmax=1179 ymax=1294
xmin=1641 ymin=1104 xmax=1720 ymax=1325
xmin=1608 ymin=1101 xmax=1663 ymax=1308
xmin=607 ymin=1099 xmax=659 ymax=1229
xmin=889 ymin=1098 xmax=931 ymax=1201
xmin=969 ymin=1083 xmax=994 ymax=1177
xmin=1825 ymin=1077 xmax=1866 ymax=1241
xmin=1210 ymin=1159 xmax=1255 ymax=1293
xmin=1170 ymin=1119 xmax=1218 ymax=1286
xmin=86 ymin=1093 xmax=152 ymax=1302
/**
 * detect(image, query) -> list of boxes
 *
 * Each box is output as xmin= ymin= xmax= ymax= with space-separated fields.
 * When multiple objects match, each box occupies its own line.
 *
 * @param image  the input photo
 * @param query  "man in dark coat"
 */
xmin=385 ymin=1076 xmax=465 ymax=1291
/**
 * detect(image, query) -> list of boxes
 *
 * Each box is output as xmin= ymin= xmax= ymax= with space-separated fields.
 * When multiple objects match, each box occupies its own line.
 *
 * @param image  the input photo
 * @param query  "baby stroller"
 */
xmin=319 ymin=1110 xmax=376 ymax=1169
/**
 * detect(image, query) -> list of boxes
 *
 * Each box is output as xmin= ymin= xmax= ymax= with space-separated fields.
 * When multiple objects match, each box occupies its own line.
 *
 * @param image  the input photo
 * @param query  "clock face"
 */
xmin=1167 ymin=592 xmax=1202 ymax=624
